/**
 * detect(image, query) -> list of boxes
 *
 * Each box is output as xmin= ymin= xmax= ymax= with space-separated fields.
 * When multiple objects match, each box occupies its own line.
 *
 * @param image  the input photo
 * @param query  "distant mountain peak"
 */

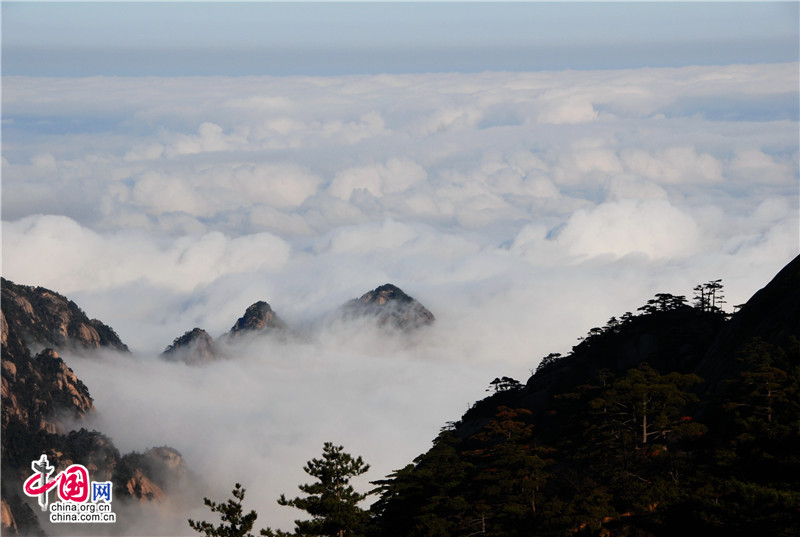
xmin=160 ymin=327 xmax=219 ymax=365
xmin=228 ymin=300 xmax=287 ymax=337
xmin=340 ymin=283 xmax=435 ymax=330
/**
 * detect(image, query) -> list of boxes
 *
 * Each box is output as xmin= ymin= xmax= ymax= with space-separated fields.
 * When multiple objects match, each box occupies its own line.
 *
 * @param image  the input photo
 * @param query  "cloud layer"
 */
xmin=2 ymin=64 xmax=798 ymax=533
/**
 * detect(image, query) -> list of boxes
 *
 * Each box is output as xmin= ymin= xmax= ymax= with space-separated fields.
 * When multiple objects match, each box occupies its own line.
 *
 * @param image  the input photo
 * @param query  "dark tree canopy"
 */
xmin=694 ymin=279 xmax=726 ymax=312
xmin=487 ymin=376 xmax=523 ymax=392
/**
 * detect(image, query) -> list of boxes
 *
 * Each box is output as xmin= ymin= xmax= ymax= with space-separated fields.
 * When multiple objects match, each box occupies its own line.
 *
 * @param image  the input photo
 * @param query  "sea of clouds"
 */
xmin=2 ymin=63 xmax=798 ymax=533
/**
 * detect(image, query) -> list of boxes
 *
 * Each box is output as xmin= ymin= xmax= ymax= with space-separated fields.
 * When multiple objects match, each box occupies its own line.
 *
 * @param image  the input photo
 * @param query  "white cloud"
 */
xmin=728 ymin=148 xmax=795 ymax=185
xmin=329 ymin=158 xmax=427 ymax=200
xmin=232 ymin=163 xmax=323 ymax=210
xmin=2 ymin=216 xmax=291 ymax=294
xmin=536 ymin=93 xmax=598 ymax=124
xmin=415 ymin=105 xmax=484 ymax=135
xmin=622 ymin=146 xmax=723 ymax=184
xmin=555 ymin=199 xmax=703 ymax=260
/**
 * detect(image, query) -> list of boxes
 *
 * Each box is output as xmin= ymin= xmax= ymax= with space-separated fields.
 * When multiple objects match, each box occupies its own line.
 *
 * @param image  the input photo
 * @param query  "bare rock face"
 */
xmin=1 ymin=347 xmax=95 ymax=439
xmin=0 ymin=278 xmax=128 ymax=353
xmin=228 ymin=301 xmax=287 ymax=338
xmin=160 ymin=328 xmax=220 ymax=365
xmin=125 ymin=469 xmax=166 ymax=502
xmin=339 ymin=284 xmax=435 ymax=331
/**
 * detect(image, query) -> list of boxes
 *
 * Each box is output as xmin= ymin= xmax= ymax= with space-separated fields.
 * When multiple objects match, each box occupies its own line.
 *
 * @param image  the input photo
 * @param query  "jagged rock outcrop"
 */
xmin=161 ymin=327 xmax=220 ymax=365
xmin=1 ymin=278 xmax=128 ymax=353
xmin=338 ymin=284 xmax=435 ymax=330
xmin=227 ymin=300 xmax=287 ymax=338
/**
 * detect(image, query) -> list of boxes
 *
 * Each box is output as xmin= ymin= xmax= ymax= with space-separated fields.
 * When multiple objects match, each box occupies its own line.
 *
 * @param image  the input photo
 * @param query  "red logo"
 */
xmin=23 ymin=456 xmax=91 ymax=508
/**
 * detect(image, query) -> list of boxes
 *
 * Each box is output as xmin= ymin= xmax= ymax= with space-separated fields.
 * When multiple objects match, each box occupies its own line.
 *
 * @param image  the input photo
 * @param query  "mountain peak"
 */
xmin=228 ymin=300 xmax=287 ymax=338
xmin=160 ymin=328 xmax=219 ymax=365
xmin=340 ymin=283 xmax=435 ymax=330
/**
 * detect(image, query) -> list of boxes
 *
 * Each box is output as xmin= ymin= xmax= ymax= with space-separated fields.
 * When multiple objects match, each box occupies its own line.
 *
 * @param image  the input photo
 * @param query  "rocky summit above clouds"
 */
xmin=227 ymin=300 xmax=288 ymax=338
xmin=338 ymin=284 xmax=436 ymax=331
xmin=160 ymin=300 xmax=288 ymax=365
xmin=161 ymin=327 xmax=220 ymax=365
xmin=161 ymin=285 xmax=435 ymax=364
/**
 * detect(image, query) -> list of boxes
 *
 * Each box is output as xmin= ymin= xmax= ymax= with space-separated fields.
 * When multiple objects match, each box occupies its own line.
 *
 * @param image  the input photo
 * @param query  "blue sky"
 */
xmin=3 ymin=2 xmax=798 ymax=76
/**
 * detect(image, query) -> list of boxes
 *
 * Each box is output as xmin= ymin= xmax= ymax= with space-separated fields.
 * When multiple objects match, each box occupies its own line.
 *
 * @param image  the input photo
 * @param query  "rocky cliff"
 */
xmin=1 ymin=279 xmax=191 ymax=536
xmin=1 ymin=278 xmax=128 ymax=353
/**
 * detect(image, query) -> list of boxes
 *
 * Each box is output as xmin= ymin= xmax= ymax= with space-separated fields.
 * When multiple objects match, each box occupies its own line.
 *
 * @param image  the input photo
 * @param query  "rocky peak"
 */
xmin=228 ymin=300 xmax=287 ymax=337
xmin=160 ymin=328 xmax=219 ymax=365
xmin=340 ymin=283 xmax=435 ymax=330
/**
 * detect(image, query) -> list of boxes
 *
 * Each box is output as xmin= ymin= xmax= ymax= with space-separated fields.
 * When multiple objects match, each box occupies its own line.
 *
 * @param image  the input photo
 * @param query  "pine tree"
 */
xmin=693 ymin=279 xmax=726 ymax=313
xmin=273 ymin=443 xmax=371 ymax=537
xmin=188 ymin=483 xmax=261 ymax=537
